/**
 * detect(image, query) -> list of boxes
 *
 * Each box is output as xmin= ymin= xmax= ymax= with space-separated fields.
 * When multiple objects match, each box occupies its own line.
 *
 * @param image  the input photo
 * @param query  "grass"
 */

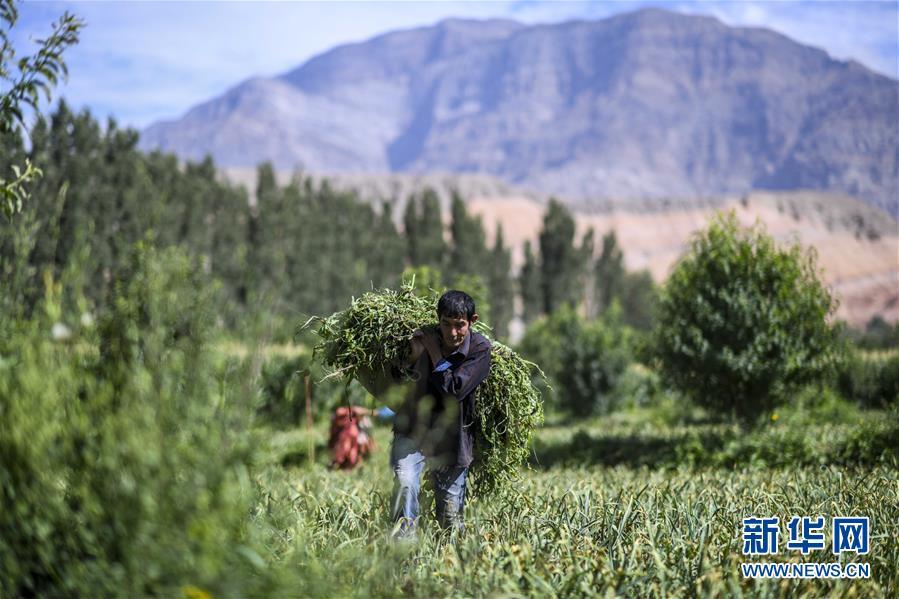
xmin=253 ymin=417 xmax=898 ymax=598
xmin=530 ymin=416 xmax=897 ymax=470
xmin=215 ymin=340 xmax=309 ymax=359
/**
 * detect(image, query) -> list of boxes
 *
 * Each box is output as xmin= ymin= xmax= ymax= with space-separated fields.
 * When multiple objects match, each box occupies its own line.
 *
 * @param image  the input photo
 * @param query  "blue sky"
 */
xmin=10 ymin=1 xmax=898 ymax=130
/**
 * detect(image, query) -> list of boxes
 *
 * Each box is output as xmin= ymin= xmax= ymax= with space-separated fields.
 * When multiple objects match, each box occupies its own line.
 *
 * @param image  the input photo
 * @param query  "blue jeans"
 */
xmin=390 ymin=435 xmax=468 ymax=535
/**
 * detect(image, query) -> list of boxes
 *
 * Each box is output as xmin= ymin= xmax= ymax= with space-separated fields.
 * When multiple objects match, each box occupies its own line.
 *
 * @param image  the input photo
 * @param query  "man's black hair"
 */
xmin=437 ymin=290 xmax=476 ymax=321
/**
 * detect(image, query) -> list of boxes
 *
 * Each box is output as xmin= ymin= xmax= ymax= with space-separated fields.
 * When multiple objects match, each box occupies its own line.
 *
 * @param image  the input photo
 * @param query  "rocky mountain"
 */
xmin=141 ymin=9 xmax=899 ymax=216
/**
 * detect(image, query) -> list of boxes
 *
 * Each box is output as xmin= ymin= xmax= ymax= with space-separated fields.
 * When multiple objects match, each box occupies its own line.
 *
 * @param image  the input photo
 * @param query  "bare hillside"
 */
xmin=467 ymin=191 xmax=898 ymax=328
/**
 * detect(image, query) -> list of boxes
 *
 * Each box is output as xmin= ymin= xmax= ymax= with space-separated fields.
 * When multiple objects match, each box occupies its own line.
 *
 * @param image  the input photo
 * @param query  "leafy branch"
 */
xmin=1 ymin=158 xmax=39 ymax=220
xmin=0 ymin=0 xmax=83 ymax=219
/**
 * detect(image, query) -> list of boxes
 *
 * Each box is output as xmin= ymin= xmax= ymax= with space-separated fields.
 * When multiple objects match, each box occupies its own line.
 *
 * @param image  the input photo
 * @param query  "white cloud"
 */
xmin=675 ymin=1 xmax=897 ymax=77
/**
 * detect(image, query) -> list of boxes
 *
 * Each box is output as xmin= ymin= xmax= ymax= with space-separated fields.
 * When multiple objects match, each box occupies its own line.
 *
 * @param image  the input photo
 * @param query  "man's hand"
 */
xmin=407 ymin=332 xmax=424 ymax=367
xmin=410 ymin=327 xmax=442 ymax=367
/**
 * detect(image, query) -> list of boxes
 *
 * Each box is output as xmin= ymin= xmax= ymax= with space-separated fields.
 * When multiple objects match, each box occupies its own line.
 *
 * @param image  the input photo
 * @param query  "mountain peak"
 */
xmin=141 ymin=12 xmax=898 ymax=216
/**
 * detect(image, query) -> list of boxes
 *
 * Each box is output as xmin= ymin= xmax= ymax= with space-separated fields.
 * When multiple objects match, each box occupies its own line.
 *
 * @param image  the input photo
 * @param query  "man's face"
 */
xmin=438 ymin=313 xmax=476 ymax=351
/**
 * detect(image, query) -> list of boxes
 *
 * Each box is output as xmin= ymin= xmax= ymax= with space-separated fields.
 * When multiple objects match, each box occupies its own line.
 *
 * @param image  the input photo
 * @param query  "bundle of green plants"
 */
xmin=308 ymin=283 xmax=544 ymax=495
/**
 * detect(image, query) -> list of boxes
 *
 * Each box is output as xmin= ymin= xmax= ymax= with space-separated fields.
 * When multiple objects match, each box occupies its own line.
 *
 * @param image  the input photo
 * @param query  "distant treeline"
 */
xmin=1 ymin=101 xmax=656 ymax=339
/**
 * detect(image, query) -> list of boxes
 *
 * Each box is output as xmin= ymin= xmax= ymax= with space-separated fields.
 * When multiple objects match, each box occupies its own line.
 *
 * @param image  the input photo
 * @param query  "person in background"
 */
xmin=328 ymin=405 xmax=395 ymax=470
xmin=328 ymin=406 xmax=373 ymax=469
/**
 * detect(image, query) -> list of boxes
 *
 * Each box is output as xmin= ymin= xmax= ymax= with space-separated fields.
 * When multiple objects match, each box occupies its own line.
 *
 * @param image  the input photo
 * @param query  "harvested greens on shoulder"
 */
xmin=307 ymin=283 xmax=544 ymax=495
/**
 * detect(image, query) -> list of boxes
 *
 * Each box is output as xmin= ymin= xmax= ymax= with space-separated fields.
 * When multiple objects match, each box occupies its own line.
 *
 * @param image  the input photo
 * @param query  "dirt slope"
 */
xmin=468 ymin=192 xmax=898 ymax=328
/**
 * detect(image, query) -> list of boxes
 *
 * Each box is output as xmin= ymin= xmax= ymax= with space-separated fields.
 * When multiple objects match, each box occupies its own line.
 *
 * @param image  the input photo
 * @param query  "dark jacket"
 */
xmin=393 ymin=329 xmax=492 ymax=468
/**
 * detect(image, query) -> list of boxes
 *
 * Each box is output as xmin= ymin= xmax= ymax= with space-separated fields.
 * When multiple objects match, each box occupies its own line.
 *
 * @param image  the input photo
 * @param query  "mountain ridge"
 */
xmin=141 ymin=8 xmax=899 ymax=216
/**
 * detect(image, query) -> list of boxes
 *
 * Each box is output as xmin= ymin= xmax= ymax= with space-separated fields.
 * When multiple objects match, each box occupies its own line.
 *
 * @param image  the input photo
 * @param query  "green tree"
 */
xmin=855 ymin=315 xmax=899 ymax=350
xmin=403 ymin=188 xmax=445 ymax=269
xmin=595 ymin=230 xmax=625 ymax=314
xmin=558 ymin=312 xmax=632 ymax=417
xmin=519 ymin=240 xmax=541 ymax=325
xmin=367 ymin=201 xmax=404 ymax=289
xmin=653 ymin=212 xmax=842 ymax=423
xmin=402 ymin=195 xmax=418 ymax=265
xmin=418 ymin=188 xmax=446 ymax=268
xmin=619 ymin=270 xmax=657 ymax=331
xmin=254 ymin=161 xmax=288 ymax=303
xmin=447 ymin=190 xmax=488 ymax=280
xmin=0 ymin=242 xmax=270 ymax=596
xmin=1 ymin=96 xmax=416 ymax=330
xmin=518 ymin=306 xmax=632 ymax=417
xmin=487 ymin=224 xmax=513 ymax=340
xmin=538 ymin=200 xmax=584 ymax=314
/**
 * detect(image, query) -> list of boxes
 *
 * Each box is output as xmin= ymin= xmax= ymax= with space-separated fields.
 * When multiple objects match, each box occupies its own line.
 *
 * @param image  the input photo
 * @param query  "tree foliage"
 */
xmin=0 ymin=244 xmax=272 ymax=596
xmin=653 ymin=212 xmax=843 ymax=422
xmin=618 ymin=270 xmax=658 ymax=331
xmin=487 ymin=224 xmax=513 ymax=340
xmin=538 ymin=200 xmax=587 ymax=314
xmin=0 ymin=94 xmax=663 ymax=350
xmin=403 ymin=188 xmax=445 ymax=270
xmin=519 ymin=240 xmax=541 ymax=325
xmin=518 ymin=306 xmax=633 ymax=417
xmin=447 ymin=190 xmax=488 ymax=280
xmin=0 ymin=0 xmax=82 ymax=219
xmin=595 ymin=230 xmax=624 ymax=314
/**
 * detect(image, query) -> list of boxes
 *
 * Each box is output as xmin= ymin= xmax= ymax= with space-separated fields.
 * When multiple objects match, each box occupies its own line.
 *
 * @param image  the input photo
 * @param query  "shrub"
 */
xmin=558 ymin=317 xmax=632 ymax=416
xmin=836 ymin=349 xmax=899 ymax=409
xmin=0 ymin=244 xmax=269 ymax=597
xmin=611 ymin=364 xmax=666 ymax=410
xmin=653 ymin=212 xmax=842 ymax=423
xmin=618 ymin=270 xmax=658 ymax=331
xmin=516 ymin=306 xmax=579 ymax=396
xmin=257 ymin=355 xmax=307 ymax=427
xmin=852 ymin=315 xmax=899 ymax=350
xmin=518 ymin=306 xmax=632 ymax=417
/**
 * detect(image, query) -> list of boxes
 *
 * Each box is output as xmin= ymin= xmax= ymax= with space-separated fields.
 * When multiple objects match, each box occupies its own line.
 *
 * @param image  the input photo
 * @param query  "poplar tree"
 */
xmin=209 ymin=182 xmax=250 ymax=322
xmin=402 ymin=194 xmax=419 ymax=266
xmin=403 ymin=188 xmax=445 ymax=270
xmin=254 ymin=162 xmax=288 ymax=303
xmin=538 ymin=199 xmax=582 ymax=314
xmin=487 ymin=223 xmax=513 ymax=340
xmin=418 ymin=188 xmax=446 ymax=269
xmin=369 ymin=201 xmax=404 ymax=289
xmin=314 ymin=180 xmax=360 ymax=315
xmin=519 ymin=240 xmax=541 ymax=325
xmin=595 ymin=230 xmax=625 ymax=313
xmin=447 ymin=190 xmax=487 ymax=280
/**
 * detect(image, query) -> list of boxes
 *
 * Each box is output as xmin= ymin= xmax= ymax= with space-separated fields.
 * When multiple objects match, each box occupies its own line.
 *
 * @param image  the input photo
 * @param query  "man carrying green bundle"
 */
xmin=390 ymin=290 xmax=491 ymax=537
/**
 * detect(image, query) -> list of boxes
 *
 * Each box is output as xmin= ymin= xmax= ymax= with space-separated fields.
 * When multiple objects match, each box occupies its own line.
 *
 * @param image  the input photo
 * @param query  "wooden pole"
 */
xmin=305 ymin=374 xmax=314 ymax=464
